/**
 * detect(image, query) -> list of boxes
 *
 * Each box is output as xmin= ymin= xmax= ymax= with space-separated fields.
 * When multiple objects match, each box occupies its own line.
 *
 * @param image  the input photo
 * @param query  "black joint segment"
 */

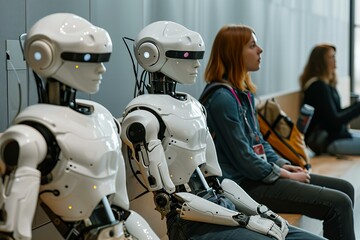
xmin=127 ymin=123 xmax=146 ymax=143
xmin=3 ymin=140 xmax=19 ymax=167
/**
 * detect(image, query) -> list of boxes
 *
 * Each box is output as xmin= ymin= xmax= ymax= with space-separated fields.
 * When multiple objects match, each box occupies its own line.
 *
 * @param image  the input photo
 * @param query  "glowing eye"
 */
xmin=34 ymin=52 xmax=42 ymax=61
xmin=183 ymin=52 xmax=189 ymax=58
xmin=68 ymin=205 xmax=72 ymax=210
xmin=143 ymin=51 xmax=150 ymax=59
xmin=75 ymin=65 xmax=79 ymax=69
xmin=93 ymin=185 xmax=97 ymax=190
xmin=84 ymin=53 xmax=91 ymax=61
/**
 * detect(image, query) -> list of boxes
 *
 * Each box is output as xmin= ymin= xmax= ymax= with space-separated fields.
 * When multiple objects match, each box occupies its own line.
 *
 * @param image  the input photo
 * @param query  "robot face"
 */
xmin=57 ymin=51 xmax=110 ymax=93
xmin=53 ymin=61 xmax=106 ymax=94
xmin=25 ymin=13 xmax=112 ymax=93
xmin=162 ymin=58 xmax=201 ymax=84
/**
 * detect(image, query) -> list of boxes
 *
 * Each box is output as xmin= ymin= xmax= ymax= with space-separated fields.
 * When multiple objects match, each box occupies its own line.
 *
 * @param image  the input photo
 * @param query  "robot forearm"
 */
xmin=175 ymin=192 xmax=288 ymax=240
xmin=175 ymin=192 xmax=247 ymax=226
xmin=220 ymin=179 xmax=259 ymax=215
xmin=221 ymin=179 xmax=288 ymax=237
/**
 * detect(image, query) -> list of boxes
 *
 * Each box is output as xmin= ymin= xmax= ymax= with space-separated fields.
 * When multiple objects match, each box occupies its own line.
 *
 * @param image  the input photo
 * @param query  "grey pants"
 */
xmin=327 ymin=129 xmax=360 ymax=155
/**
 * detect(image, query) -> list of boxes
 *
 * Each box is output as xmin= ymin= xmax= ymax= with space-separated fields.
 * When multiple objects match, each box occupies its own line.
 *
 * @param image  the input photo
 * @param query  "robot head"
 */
xmin=134 ymin=21 xmax=205 ymax=84
xmin=24 ymin=13 xmax=112 ymax=94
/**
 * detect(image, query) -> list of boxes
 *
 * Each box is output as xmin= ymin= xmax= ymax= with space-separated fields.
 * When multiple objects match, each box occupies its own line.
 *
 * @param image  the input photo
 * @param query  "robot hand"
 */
xmin=245 ymin=215 xmax=288 ymax=240
xmin=257 ymin=204 xmax=288 ymax=235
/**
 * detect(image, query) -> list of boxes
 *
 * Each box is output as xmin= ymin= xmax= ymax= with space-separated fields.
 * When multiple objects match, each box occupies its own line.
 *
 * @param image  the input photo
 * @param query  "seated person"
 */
xmin=201 ymin=24 xmax=355 ymax=240
xmin=300 ymin=43 xmax=360 ymax=155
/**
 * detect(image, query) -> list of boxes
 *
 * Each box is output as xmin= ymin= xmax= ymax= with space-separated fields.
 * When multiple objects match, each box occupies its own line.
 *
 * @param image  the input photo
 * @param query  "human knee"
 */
xmin=330 ymin=190 xmax=353 ymax=212
xmin=333 ymin=179 xmax=355 ymax=205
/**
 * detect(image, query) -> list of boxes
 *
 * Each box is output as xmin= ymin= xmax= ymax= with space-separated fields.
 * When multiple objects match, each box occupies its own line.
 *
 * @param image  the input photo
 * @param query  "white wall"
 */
xmin=0 ymin=0 xmax=351 ymax=238
xmin=0 ymin=0 xmax=350 ymax=131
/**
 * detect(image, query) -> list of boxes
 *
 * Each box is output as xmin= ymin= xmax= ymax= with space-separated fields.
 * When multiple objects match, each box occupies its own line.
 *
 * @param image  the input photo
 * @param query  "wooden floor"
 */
xmin=280 ymin=154 xmax=360 ymax=239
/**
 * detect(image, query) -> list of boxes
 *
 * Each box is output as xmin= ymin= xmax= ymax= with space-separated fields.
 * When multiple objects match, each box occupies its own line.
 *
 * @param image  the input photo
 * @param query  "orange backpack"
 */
xmin=256 ymin=99 xmax=311 ymax=170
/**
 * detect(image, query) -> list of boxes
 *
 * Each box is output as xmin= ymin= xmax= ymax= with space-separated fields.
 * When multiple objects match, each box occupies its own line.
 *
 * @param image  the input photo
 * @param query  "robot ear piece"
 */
xmin=136 ymin=42 xmax=160 ymax=69
xmin=26 ymin=40 xmax=53 ymax=73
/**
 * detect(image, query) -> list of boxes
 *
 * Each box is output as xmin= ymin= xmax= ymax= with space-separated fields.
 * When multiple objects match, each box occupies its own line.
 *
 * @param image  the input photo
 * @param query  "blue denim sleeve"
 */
xmin=205 ymin=88 xmax=281 ymax=183
xmin=258 ymin=129 xmax=291 ymax=166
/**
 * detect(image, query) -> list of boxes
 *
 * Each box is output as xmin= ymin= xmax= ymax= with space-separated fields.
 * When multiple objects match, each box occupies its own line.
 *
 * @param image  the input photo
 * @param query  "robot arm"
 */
xmin=175 ymin=192 xmax=287 ymax=240
xmin=121 ymin=109 xmax=175 ymax=193
xmin=124 ymin=210 xmax=160 ymax=240
xmin=0 ymin=124 xmax=47 ymax=240
xmin=199 ymin=130 xmax=222 ymax=178
xmin=221 ymin=179 xmax=288 ymax=233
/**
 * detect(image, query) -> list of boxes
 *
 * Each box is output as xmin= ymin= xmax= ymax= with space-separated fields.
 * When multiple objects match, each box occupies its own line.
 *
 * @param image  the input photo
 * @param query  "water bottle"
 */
xmin=296 ymin=104 xmax=314 ymax=134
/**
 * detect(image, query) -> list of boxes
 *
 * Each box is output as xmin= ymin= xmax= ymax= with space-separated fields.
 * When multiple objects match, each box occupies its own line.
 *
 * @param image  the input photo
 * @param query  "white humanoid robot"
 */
xmin=121 ymin=21 xmax=289 ymax=240
xmin=0 ymin=13 xmax=159 ymax=240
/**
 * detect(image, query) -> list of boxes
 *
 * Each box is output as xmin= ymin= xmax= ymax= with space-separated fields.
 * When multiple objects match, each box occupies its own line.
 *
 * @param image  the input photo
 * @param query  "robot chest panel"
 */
xmin=147 ymin=95 xmax=209 ymax=185
xmin=15 ymin=102 xmax=121 ymax=220
xmin=137 ymin=94 xmax=208 ymax=149
xmin=163 ymin=114 xmax=208 ymax=185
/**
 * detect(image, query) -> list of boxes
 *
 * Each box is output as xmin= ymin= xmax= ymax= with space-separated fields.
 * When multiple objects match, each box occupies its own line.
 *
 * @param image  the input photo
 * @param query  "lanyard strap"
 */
xmin=230 ymin=88 xmax=241 ymax=103
xmin=230 ymin=89 xmax=259 ymax=142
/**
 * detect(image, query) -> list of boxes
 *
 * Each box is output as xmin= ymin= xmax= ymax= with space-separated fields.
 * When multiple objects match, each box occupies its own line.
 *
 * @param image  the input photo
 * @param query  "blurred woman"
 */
xmin=300 ymin=43 xmax=360 ymax=155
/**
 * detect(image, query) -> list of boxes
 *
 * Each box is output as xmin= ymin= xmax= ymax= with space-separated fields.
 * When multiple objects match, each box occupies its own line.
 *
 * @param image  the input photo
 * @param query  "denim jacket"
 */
xmin=201 ymin=86 xmax=290 ymax=184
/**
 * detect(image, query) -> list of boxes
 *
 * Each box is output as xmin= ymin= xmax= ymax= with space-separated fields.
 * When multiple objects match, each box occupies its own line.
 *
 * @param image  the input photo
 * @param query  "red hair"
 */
xmin=205 ymin=24 xmax=257 ymax=92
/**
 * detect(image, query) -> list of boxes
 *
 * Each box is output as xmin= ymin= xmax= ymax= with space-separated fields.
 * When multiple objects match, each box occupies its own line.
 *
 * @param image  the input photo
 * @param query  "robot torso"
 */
xmin=124 ymin=93 xmax=209 ymax=186
xmin=13 ymin=99 xmax=128 ymax=221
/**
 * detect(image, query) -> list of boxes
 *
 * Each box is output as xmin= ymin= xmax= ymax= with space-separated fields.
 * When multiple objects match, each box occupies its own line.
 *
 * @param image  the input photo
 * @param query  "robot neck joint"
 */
xmin=46 ymin=79 xmax=93 ymax=115
xmin=149 ymin=73 xmax=184 ymax=100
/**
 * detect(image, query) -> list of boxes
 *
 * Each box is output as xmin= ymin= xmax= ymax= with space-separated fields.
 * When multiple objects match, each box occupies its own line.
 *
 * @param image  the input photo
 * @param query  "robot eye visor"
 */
xmin=165 ymin=50 xmax=204 ymax=60
xmin=61 ymin=52 xmax=111 ymax=63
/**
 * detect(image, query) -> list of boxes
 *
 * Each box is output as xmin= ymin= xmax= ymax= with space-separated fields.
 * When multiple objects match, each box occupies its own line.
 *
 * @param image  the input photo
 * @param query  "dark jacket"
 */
xmin=303 ymin=79 xmax=360 ymax=147
xmin=201 ymin=85 xmax=289 ymax=184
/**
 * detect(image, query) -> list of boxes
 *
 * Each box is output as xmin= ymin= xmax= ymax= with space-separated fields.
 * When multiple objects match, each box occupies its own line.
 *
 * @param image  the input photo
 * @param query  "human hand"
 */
xmin=280 ymin=167 xmax=310 ymax=183
xmin=288 ymin=171 xmax=310 ymax=183
xmin=282 ymin=164 xmax=307 ymax=173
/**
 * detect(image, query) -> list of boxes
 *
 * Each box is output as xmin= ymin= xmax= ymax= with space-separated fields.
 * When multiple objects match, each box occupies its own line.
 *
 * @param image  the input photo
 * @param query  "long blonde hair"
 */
xmin=204 ymin=24 xmax=257 ymax=93
xmin=299 ymin=43 xmax=337 ymax=89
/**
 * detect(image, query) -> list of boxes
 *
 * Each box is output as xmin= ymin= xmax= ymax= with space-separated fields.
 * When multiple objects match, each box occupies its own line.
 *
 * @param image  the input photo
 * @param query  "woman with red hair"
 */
xmin=201 ymin=25 xmax=355 ymax=240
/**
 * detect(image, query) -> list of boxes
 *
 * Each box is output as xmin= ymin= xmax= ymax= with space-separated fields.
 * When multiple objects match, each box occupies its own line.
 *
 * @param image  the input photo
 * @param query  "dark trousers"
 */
xmin=167 ymin=215 xmax=326 ymax=240
xmin=241 ymin=174 xmax=355 ymax=240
